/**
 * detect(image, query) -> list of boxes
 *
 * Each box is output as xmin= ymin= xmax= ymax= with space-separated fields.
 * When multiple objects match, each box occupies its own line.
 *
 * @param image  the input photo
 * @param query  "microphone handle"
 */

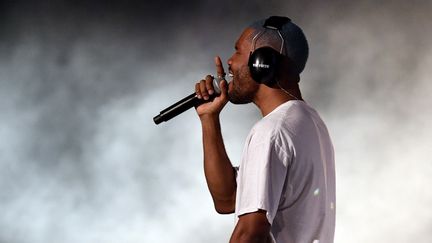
xmin=153 ymin=93 xmax=215 ymax=124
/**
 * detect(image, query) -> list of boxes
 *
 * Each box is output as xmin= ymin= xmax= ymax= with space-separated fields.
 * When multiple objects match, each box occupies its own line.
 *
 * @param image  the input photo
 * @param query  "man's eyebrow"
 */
xmin=234 ymin=41 xmax=239 ymax=50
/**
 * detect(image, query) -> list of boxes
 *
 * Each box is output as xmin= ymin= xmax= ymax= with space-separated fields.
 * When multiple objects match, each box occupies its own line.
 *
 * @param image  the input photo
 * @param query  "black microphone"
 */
xmin=153 ymin=78 xmax=221 ymax=125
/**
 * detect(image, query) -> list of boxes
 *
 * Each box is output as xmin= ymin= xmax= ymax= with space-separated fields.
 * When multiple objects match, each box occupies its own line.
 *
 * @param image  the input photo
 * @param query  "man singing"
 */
xmin=194 ymin=16 xmax=335 ymax=243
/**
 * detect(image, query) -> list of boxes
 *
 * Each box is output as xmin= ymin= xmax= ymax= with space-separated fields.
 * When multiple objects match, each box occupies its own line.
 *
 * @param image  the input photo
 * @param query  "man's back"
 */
xmin=235 ymin=100 xmax=336 ymax=243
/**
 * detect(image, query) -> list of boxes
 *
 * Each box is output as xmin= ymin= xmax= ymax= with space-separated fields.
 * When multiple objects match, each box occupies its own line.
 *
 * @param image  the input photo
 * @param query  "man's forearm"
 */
xmin=230 ymin=233 xmax=271 ymax=243
xmin=201 ymin=114 xmax=236 ymax=213
xmin=229 ymin=214 xmax=272 ymax=243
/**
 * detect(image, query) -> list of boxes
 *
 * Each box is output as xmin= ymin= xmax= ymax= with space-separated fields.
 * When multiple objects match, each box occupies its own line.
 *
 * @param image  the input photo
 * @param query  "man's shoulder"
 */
xmin=256 ymin=101 xmax=311 ymax=131
xmin=251 ymin=100 xmax=326 ymax=145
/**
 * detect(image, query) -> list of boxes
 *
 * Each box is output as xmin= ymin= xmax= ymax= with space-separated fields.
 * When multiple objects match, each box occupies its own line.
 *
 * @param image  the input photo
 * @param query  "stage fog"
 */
xmin=0 ymin=1 xmax=431 ymax=242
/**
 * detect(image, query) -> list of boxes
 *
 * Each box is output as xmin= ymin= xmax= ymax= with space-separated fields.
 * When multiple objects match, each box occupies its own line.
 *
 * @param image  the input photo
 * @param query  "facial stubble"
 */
xmin=228 ymin=65 xmax=259 ymax=104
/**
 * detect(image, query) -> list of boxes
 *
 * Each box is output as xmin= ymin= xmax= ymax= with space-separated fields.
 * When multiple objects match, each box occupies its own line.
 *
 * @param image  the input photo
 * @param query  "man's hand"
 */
xmin=195 ymin=56 xmax=229 ymax=118
xmin=196 ymin=57 xmax=236 ymax=215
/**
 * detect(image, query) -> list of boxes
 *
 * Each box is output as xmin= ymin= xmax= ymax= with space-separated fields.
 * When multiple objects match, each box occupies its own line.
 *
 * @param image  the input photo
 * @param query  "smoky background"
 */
xmin=0 ymin=0 xmax=431 ymax=242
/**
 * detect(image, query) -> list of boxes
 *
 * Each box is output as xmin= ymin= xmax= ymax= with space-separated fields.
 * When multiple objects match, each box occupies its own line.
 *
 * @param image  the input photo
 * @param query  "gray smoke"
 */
xmin=0 ymin=0 xmax=431 ymax=242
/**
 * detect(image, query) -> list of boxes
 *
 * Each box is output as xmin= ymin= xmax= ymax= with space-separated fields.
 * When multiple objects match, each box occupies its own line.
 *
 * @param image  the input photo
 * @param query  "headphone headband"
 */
xmin=263 ymin=16 xmax=291 ymax=30
xmin=248 ymin=16 xmax=292 ymax=85
xmin=251 ymin=16 xmax=290 ymax=54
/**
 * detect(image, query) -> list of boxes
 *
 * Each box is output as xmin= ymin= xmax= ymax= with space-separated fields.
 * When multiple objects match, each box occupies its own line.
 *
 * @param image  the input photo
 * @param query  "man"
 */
xmin=194 ymin=16 xmax=335 ymax=243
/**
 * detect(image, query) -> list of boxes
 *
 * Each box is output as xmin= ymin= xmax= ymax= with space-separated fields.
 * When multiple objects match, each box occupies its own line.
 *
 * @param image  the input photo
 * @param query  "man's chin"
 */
xmin=227 ymin=91 xmax=250 ymax=105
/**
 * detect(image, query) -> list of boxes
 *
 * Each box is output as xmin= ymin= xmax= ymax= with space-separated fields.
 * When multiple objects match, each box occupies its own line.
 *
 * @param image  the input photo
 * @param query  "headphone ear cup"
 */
xmin=248 ymin=47 xmax=280 ymax=85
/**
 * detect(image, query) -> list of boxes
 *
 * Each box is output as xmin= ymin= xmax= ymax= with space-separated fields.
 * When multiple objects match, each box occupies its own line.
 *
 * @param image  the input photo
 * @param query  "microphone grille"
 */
xmin=213 ymin=76 xmax=223 ymax=94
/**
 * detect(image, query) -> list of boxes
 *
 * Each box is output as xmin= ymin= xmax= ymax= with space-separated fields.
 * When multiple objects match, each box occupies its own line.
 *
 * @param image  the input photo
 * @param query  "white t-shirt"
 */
xmin=235 ymin=100 xmax=336 ymax=243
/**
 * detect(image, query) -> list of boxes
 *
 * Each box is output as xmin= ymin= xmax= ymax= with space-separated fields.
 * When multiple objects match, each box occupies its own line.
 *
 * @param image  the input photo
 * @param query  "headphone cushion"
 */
xmin=248 ymin=47 xmax=280 ymax=85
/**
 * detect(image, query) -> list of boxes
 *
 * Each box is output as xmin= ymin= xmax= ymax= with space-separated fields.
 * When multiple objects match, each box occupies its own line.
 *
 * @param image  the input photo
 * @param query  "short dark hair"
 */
xmin=249 ymin=17 xmax=309 ymax=74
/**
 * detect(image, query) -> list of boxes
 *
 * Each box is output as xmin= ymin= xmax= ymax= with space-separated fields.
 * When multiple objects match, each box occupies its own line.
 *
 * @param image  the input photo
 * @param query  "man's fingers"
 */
xmin=214 ymin=56 xmax=226 ymax=78
xmin=205 ymin=75 xmax=214 ymax=95
xmin=199 ymin=80 xmax=209 ymax=100
xmin=195 ymin=82 xmax=202 ymax=99
xmin=194 ymin=57 xmax=226 ymax=103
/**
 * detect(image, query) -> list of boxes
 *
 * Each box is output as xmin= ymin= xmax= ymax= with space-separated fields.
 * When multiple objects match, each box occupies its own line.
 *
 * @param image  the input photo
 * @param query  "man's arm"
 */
xmin=230 ymin=210 xmax=272 ymax=243
xmin=200 ymin=114 xmax=236 ymax=214
xmin=195 ymin=56 xmax=236 ymax=214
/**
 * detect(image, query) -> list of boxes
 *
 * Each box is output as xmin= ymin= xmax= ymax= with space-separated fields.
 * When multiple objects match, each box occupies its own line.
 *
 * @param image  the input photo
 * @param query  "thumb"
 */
xmin=219 ymin=80 xmax=228 ymax=99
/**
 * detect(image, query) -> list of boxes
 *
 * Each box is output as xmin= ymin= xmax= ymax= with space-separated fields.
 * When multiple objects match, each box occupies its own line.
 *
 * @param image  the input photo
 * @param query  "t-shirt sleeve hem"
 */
xmin=237 ymin=207 xmax=275 ymax=225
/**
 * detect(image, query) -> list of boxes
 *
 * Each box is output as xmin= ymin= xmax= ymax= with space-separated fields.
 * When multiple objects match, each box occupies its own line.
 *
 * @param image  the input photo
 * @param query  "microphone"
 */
xmin=153 ymin=77 xmax=222 ymax=125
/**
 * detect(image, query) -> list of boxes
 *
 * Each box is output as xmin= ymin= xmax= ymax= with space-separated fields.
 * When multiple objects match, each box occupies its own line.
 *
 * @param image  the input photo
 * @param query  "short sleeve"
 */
xmin=236 ymin=132 xmax=290 ymax=225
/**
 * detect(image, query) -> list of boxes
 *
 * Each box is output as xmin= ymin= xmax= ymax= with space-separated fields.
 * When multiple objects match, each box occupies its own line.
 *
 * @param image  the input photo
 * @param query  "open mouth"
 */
xmin=228 ymin=71 xmax=234 ymax=82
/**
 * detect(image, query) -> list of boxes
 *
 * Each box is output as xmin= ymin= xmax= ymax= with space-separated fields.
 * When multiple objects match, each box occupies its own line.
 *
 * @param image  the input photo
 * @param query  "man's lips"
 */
xmin=228 ymin=67 xmax=234 ymax=77
xmin=228 ymin=68 xmax=234 ymax=77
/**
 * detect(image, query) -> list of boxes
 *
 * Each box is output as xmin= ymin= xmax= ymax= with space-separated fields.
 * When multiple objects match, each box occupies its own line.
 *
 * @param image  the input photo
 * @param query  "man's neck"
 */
xmin=253 ymin=85 xmax=302 ymax=117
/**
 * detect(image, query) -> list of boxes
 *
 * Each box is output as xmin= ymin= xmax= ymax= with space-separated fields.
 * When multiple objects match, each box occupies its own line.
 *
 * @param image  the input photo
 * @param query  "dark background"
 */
xmin=1 ymin=1 xmax=431 ymax=242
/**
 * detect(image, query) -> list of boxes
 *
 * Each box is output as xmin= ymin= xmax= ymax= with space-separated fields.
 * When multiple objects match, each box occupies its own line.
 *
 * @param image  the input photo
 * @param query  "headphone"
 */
xmin=248 ymin=16 xmax=291 ymax=85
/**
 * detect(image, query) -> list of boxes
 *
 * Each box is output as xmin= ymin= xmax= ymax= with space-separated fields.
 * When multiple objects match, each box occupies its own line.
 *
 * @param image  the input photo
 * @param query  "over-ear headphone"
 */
xmin=248 ymin=16 xmax=291 ymax=85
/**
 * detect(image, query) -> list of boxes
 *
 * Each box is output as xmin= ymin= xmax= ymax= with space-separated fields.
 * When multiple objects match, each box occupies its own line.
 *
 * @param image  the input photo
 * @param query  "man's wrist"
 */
xmin=199 ymin=113 xmax=220 ymax=123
